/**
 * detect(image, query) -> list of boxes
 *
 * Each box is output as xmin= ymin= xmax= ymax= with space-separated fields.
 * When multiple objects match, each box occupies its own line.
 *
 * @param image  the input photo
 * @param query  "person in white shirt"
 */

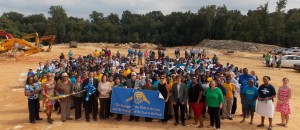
xmin=36 ymin=62 xmax=44 ymax=72
xmin=198 ymin=48 xmax=202 ymax=58
xmin=98 ymin=75 xmax=111 ymax=120
xmin=229 ymin=71 xmax=240 ymax=116
xmin=49 ymin=63 xmax=56 ymax=73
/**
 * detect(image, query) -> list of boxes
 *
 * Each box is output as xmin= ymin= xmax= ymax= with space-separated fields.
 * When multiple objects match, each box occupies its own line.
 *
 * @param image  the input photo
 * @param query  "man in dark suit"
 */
xmin=82 ymin=72 xmax=99 ymax=122
xmin=125 ymin=72 xmax=143 ymax=122
xmin=172 ymin=74 xmax=187 ymax=126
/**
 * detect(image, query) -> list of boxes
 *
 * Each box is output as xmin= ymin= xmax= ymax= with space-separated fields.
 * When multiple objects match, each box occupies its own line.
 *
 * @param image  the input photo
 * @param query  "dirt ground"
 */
xmin=0 ymin=43 xmax=299 ymax=130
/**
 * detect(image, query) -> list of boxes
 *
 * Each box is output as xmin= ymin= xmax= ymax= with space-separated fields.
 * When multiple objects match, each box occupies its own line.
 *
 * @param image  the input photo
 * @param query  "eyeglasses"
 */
xmin=47 ymin=76 xmax=51 ymax=77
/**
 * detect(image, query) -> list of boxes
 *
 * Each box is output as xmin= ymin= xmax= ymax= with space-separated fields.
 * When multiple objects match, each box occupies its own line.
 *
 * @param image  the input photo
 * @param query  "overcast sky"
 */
xmin=0 ymin=0 xmax=299 ymax=19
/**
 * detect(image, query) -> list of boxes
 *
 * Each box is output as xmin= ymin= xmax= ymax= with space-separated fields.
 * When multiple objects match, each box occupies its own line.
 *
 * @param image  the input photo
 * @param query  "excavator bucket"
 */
xmin=46 ymin=46 xmax=52 ymax=52
xmin=40 ymin=35 xmax=56 ymax=52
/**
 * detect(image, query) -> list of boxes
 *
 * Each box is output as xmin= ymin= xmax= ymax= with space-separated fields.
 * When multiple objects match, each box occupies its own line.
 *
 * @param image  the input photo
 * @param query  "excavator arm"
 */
xmin=21 ymin=33 xmax=39 ymax=46
xmin=39 ymin=35 xmax=56 ymax=52
xmin=0 ymin=38 xmax=40 ymax=54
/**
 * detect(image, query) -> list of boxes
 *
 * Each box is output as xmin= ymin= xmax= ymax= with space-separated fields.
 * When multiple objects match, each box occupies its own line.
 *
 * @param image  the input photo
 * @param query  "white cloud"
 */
xmin=0 ymin=0 xmax=299 ymax=19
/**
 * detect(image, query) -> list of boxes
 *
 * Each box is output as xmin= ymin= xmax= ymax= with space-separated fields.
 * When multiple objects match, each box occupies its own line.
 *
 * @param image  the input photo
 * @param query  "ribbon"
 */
xmin=49 ymin=90 xmax=86 ymax=100
xmin=84 ymin=83 xmax=96 ymax=101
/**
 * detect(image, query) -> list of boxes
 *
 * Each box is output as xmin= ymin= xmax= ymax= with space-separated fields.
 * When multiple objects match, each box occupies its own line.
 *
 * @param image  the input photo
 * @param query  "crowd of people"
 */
xmin=24 ymin=48 xmax=292 ymax=130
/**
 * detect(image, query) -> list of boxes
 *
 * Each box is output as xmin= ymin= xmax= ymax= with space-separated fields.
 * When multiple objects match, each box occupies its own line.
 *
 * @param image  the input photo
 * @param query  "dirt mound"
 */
xmin=197 ymin=39 xmax=281 ymax=52
xmin=71 ymin=42 xmax=160 ymax=50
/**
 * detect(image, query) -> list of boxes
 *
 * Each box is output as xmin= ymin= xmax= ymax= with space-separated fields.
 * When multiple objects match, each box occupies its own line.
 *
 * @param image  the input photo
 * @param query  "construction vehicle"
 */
xmin=21 ymin=33 xmax=56 ymax=52
xmin=39 ymin=35 xmax=56 ymax=52
xmin=0 ymin=38 xmax=40 ymax=54
xmin=0 ymin=30 xmax=56 ymax=54
xmin=0 ymin=30 xmax=14 ymax=39
xmin=69 ymin=41 xmax=78 ymax=48
xmin=21 ymin=33 xmax=40 ymax=47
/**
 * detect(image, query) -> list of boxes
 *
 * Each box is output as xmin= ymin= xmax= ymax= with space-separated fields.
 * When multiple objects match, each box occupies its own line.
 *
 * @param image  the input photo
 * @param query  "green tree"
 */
xmin=48 ymin=5 xmax=68 ymax=43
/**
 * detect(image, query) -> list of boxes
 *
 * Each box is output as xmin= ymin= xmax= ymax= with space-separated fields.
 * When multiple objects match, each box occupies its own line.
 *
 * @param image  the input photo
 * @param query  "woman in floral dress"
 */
xmin=42 ymin=73 xmax=56 ymax=124
xmin=275 ymin=78 xmax=291 ymax=128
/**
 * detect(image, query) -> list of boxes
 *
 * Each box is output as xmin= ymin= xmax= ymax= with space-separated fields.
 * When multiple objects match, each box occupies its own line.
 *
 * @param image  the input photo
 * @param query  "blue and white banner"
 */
xmin=110 ymin=87 xmax=165 ymax=119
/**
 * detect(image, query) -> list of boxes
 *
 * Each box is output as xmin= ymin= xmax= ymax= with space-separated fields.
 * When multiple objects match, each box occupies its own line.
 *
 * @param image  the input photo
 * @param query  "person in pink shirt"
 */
xmin=275 ymin=78 xmax=292 ymax=128
xmin=144 ymin=50 xmax=149 ymax=59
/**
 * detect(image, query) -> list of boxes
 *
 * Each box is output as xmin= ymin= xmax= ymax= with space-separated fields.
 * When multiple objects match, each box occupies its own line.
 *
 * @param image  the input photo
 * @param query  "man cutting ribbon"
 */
xmin=82 ymin=72 xmax=99 ymax=122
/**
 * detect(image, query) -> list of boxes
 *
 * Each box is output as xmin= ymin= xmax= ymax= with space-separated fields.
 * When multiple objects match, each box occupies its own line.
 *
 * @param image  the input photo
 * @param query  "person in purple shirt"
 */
xmin=27 ymin=68 xmax=35 ymax=77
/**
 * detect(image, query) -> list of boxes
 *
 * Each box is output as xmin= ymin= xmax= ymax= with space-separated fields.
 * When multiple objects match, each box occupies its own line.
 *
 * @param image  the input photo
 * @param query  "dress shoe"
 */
xmin=36 ymin=118 xmax=43 ymax=120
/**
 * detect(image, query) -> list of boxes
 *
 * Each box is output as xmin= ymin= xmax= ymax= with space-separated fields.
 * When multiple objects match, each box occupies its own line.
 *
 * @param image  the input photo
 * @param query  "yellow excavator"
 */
xmin=21 ymin=33 xmax=40 ymax=47
xmin=0 ymin=30 xmax=56 ymax=55
xmin=0 ymin=38 xmax=41 ymax=54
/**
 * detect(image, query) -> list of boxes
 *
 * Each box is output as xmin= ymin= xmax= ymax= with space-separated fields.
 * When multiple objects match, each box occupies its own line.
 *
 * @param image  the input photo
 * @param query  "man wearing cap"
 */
xmin=55 ymin=73 xmax=73 ymax=122
xmin=82 ymin=72 xmax=99 ymax=122
xmin=125 ymin=72 xmax=143 ymax=122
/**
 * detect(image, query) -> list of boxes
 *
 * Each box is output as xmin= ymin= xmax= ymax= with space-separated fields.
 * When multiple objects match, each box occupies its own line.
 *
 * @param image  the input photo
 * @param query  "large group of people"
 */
xmin=24 ymin=48 xmax=292 ymax=130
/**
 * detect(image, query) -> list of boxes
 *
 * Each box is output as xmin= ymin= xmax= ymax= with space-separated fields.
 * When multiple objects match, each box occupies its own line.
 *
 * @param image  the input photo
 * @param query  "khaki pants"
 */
xmin=223 ymin=98 xmax=233 ymax=118
xmin=60 ymin=97 xmax=71 ymax=120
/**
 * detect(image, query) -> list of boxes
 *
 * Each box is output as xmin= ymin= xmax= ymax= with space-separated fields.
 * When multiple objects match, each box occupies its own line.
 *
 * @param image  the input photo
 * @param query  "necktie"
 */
xmin=90 ymin=79 xmax=93 ymax=85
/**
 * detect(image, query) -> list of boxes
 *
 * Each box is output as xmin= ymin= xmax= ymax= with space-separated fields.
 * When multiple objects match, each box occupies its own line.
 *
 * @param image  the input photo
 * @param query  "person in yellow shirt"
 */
xmin=93 ymin=50 xmax=100 ymax=57
xmin=167 ymin=76 xmax=173 ymax=92
xmin=222 ymin=75 xmax=235 ymax=120
xmin=123 ymin=65 xmax=131 ymax=77
xmin=95 ymin=69 xmax=103 ymax=81
xmin=166 ymin=76 xmax=174 ymax=118
xmin=100 ymin=49 xmax=105 ymax=56
xmin=170 ymin=74 xmax=177 ymax=85
xmin=39 ymin=73 xmax=47 ymax=84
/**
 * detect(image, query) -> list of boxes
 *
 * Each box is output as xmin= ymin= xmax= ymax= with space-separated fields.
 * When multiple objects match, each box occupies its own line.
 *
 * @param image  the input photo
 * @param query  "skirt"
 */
xmin=257 ymin=100 xmax=274 ymax=118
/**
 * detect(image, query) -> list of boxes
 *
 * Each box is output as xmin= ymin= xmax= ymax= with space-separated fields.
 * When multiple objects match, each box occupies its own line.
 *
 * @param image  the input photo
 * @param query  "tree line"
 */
xmin=0 ymin=0 xmax=299 ymax=47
